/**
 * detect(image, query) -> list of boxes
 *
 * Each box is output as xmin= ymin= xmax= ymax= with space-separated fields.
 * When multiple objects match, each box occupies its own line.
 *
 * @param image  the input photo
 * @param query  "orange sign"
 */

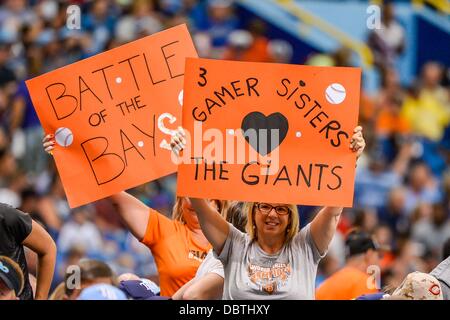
xmin=177 ymin=58 xmax=361 ymax=207
xmin=26 ymin=24 xmax=197 ymax=208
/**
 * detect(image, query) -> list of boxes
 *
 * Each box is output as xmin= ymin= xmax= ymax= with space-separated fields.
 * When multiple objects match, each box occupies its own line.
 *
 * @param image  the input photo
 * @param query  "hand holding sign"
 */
xmin=177 ymin=58 xmax=361 ymax=207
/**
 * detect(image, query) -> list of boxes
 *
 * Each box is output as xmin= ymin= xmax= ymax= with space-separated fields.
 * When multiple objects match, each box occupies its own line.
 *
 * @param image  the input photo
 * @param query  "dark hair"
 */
xmin=345 ymin=228 xmax=377 ymax=257
xmin=443 ymin=238 xmax=450 ymax=260
xmin=64 ymin=259 xmax=115 ymax=296
xmin=225 ymin=201 xmax=247 ymax=232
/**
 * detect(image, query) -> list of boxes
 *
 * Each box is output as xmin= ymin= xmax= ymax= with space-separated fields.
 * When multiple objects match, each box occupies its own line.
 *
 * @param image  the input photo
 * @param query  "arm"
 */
xmin=391 ymin=142 xmax=413 ymax=176
xmin=172 ymin=279 xmax=194 ymax=300
xmin=10 ymin=96 xmax=25 ymax=131
xmin=310 ymin=126 xmax=365 ymax=255
xmin=170 ymin=128 xmax=230 ymax=254
xmin=109 ymin=192 xmax=149 ymax=241
xmin=22 ymin=220 xmax=57 ymax=300
xmin=310 ymin=207 xmax=343 ymax=255
xmin=181 ymin=273 xmax=224 ymax=300
xmin=190 ymin=198 xmax=230 ymax=255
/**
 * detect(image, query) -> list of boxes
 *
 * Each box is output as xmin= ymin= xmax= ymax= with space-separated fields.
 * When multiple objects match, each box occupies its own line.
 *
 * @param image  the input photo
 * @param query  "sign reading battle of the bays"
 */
xmin=177 ymin=58 xmax=361 ymax=207
xmin=26 ymin=24 xmax=197 ymax=207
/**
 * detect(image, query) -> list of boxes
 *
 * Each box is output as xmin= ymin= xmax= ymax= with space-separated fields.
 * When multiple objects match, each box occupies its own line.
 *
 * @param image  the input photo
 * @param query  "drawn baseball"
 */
xmin=178 ymin=90 xmax=184 ymax=106
xmin=55 ymin=127 xmax=74 ymax=147
xmin=325 ymin=83 xmax=346 ymax=104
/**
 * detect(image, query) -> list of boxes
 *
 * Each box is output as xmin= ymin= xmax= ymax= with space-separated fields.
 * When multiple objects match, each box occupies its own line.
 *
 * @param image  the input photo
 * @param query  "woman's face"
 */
xmin=181 ymin=198 xmax=219 ymax=230
xmin=253 ymin=203 xmax=291 ymax=239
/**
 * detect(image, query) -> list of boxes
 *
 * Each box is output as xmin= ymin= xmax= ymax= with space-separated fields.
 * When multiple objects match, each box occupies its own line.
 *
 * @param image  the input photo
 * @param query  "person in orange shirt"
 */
xmin=316 ymin=229 xmax=381 ymax=300
xmin=42 ymin=134 xmax=227 ymax=297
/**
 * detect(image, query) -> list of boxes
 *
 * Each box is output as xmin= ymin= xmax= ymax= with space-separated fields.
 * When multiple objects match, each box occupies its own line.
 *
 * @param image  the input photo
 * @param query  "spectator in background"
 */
xmin=57 ymin=206 xmax=103 ymax=255
xmin=404 ymin=162 xmax=442 ymax=215
xmin=367 ymin=1 xmax=405 ymax=72
xmin=412 ymin=203 xmax=450 ymax=255
xmin=10 ymin=43 xmax=49 ymax=175
xmin=0 ymin=170 xmax=27 ymax=208
xmin=0 ymin=40 xmax=16 ymax=92
xmin=354 ymin=142 xmax=413 ymax=212
xmin=115 ymin=0 xmax=163 ymax=44
xmin=194 ymin=0 xmax=238 ymax=55
xmin=420 ymin=62 xmax=450 ymax=110
xmin=77 ymin=283 xmax=127 ymax=300
xmin=222 ymin=29 xmax=253 ymax=61
xmin=378 ymin=187 xmax=409 ymax=236
xmin=0 ymin=0 xmax=36 ymax=44
xmin=316 ymin=230 xmax=381 ymax=300
xmin=353 ymin=208 xmax=379 ymax=234
xmin=375 ymin=68 xmax=409 ymax=139
xmin=82 ymin=0 xmax=118 ymax=54
xmin=240 ymin=19 xmax=271 ymax=63
xmin=267 ymin=39 xmax=293 ymax=64
xmin=63 ymin=259 xmax=116 ymax=300
xmin=373 ymin=224 xmax=395 ymax=270
xmin=402 ymin=81 xmax=450 ymax=143
xmin=0 ymin=203 xmax=56 ymax=300
xmin=0 ymin=255 xmax=24 ymax=300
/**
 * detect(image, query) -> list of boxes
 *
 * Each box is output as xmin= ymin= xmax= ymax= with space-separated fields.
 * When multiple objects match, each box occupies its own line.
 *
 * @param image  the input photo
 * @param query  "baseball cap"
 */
xmin=345 ymin=230 xmax=379 ymax=257
xmin=392 ymin=272 xmax=443 ymax=300
xmin=77 ymin=284 xmax=128 ymax=300
xmin=208 ymin=0 xmax=233 ymax=8
xmin=118 ymin=279 xmax=161 ymax=300
xmin=0 ymin=256 xmax=24 ymax=297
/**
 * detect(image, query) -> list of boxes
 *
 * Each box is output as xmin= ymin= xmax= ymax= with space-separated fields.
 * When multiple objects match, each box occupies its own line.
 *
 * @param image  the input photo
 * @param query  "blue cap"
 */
xmin=78 ymin=284 xmax=128 ymax=300
xmin=118 ymin=280 xmax=161 ymax=300
xmin=355 ymin=293 xmax=385 ymax=300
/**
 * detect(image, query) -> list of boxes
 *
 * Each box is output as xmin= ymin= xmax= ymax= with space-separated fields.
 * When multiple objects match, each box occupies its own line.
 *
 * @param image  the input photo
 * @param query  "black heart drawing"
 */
xmin=241 ymin=112 xmax=289 ymax=156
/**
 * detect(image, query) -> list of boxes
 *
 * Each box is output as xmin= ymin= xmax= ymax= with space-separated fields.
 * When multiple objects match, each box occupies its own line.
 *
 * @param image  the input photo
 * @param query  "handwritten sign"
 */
xmin=177 ymin=58 xmax=361 ymax=207
xmin=26 ymin=24 xmax=197 ymax=207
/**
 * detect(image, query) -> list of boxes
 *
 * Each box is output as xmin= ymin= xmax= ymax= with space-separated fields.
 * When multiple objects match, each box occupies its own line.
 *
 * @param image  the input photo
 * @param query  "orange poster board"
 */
xmin=177 ymin=58 xmax=361 ymax=207
xmin=26 ymin=24 xmax=197 ymax=208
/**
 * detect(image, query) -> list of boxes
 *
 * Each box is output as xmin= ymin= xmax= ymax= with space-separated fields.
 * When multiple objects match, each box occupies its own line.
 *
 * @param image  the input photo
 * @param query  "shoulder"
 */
xmin=0 ymin=203 xmax=30 ymax=225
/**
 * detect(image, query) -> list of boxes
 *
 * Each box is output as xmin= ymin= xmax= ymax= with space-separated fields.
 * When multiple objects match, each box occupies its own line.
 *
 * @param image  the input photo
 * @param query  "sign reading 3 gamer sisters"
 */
xmin=177 ymin=58 xmax=361 ymax=207
xmin=26 ymin=24 xmax=197 ymax=208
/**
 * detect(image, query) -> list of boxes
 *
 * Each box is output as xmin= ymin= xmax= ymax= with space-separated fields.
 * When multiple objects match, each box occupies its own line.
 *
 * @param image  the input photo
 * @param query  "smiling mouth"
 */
xmin=265 ymin=221 xmax=280 ymax=227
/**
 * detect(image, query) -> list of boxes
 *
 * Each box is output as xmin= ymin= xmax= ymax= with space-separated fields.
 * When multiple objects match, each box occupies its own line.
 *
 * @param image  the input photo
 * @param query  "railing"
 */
xmin=272 ymin=0 xmax=374 ymax=68
xmin=412 ymin=0 xmax=450 ymax=15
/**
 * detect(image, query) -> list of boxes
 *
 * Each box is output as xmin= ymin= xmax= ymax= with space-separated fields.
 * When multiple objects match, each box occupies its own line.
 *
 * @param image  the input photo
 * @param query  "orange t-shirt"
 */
xmin=376 ymin=109 xmax=410 ymax=135
xmin=315 ymin=266 xmax=379 ymax=300
xmin=141 ymin=209 xmax=211 ymax=297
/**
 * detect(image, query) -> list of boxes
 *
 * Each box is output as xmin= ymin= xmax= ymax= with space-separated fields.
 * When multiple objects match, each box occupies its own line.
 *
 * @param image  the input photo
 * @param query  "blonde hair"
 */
xmin=171 ymin=197 xmax=229 ymax=223
xmin=244 ymin=202 xmax=299 ymax=243
xmin=0 ymin=256 xmax=24 ymax=296
xmin=49 ymin=282 xmax=66 ymax=300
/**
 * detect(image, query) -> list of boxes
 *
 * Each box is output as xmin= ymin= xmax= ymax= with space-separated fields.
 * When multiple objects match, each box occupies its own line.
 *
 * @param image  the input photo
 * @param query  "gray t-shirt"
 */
xmin=430 ymin=256 xmax=450 ymax=300
xmin=194 ymin=249 xmax=224 ymax=279
xmin=215 ymin=222 xmax=325 ymax=300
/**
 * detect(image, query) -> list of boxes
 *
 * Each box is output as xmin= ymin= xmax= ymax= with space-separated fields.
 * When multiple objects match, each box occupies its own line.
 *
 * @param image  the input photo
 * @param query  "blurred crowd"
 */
xmin=0 ymin=0 xmax=449 ymax=296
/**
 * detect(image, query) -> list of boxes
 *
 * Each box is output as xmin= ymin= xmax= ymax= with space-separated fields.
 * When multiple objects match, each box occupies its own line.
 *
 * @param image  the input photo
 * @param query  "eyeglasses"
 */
xmin=256 ymin=203 xmax=290 ymax=216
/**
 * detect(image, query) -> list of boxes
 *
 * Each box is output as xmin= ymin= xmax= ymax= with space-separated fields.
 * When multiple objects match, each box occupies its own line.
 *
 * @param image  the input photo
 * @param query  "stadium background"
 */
xmin=0 ymin=0 xmax=449 ymax=292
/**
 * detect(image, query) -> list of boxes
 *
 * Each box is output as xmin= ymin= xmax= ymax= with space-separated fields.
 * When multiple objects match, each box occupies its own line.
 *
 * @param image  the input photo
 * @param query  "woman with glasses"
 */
xmin=170 ymin=126 xmax=365 ymax=299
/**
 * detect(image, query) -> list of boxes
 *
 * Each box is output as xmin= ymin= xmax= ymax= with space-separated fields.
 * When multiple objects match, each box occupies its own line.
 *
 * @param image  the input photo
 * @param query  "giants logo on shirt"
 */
xmin=188 ymin=250 xmax=208 ymax=262
xmin=247 ymin=262 xmax=292 ymax=294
